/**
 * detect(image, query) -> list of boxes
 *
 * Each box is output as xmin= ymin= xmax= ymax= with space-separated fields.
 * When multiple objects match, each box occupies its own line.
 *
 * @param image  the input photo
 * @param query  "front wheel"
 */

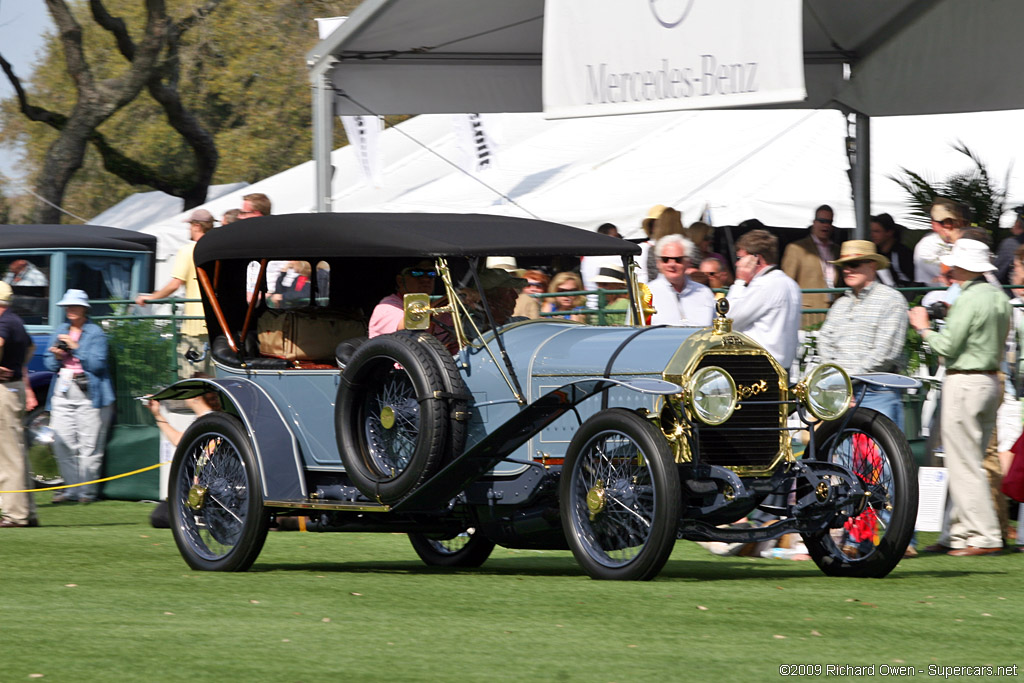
xmin=169 ymin=413 xmax=269 ymax=571
xmin=560 ymin=408 xmax=681 ymax=581
xmin=802 ymin=408 xmax=917 ymax=578
xmin=408 ymin=528 xmax=496 ymax=568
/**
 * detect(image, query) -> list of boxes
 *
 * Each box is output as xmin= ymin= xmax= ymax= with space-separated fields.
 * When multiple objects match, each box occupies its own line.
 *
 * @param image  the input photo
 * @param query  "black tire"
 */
xmin=169 ymin=413 xmax=269 ymax=572
xmin=801 ymin=408 xmax=917 ymax=578
xmin=408 ymin=528 xmax=496 ymax=567
xmin=560 ymin=408 xmax=681 ymax=581
xmin=336 ymin=331 xmax=467 ymax=503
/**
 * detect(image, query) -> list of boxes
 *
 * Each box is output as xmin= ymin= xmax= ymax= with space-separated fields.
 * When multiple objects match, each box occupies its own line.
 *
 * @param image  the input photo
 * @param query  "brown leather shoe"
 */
xmin=903 ymin=545 xmax=919 ymax=558
xmin=922 ymin=543 xmax=951 ymax=553
xmin=947 ymin=546 xmax=1002 ymax=557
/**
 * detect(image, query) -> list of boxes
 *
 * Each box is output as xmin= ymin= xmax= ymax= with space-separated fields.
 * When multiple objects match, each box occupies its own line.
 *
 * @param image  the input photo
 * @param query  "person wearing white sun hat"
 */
xmin=909 ymin=239 xmax=1010 ymax=556
xmin=43 ymin=289 xmax=114 ymax=504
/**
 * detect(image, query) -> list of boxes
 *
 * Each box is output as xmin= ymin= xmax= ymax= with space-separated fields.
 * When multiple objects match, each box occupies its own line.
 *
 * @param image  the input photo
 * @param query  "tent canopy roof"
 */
xmin=309 ymin=0 xmax=1022 ymax=117
xmin=194 ymin=212 xmax=639 ymax=267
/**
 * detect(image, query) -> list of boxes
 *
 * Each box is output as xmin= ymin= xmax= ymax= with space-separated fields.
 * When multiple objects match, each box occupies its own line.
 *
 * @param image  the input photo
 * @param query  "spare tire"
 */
xmin=335 ymin=331 xmax=467 ymax=503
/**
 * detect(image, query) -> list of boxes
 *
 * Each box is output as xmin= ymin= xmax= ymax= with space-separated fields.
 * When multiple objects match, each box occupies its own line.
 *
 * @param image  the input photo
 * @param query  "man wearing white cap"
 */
xmin=909 ymin=239 xmax=1010 ymax=556
xmin=136 ymin=209 xmax=214 ymax=377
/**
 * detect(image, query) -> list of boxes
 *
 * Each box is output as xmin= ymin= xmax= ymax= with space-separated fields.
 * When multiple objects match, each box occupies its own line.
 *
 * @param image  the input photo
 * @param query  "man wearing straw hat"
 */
xmin=909 ymin=239 xmax=1010 ymax=556
xmin=816 ymin=240 xmax=908 ymax=428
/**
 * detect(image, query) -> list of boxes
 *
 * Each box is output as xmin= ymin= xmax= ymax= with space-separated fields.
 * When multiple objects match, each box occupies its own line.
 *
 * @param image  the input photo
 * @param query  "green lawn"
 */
xmin=1 ymin=495 xmax=1020 ymax=682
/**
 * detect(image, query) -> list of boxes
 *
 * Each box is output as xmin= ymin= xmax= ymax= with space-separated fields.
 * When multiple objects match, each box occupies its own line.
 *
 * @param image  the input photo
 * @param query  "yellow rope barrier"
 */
xmin=0 ymin=462 xmax=167 ymax=494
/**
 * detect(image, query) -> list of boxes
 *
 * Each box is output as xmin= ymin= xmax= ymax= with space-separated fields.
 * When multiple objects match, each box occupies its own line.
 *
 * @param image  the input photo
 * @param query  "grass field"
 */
xmin=1 ymin=495 xmax=1020 ymax=682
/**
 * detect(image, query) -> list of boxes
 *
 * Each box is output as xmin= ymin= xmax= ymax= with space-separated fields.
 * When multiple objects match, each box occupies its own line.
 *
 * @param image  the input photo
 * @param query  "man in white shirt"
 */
xmin=648 ymin=234 xmax=715 ymax=327
xmin=726 ymin=229 xmax=802 ymax=373
xmin=913 ymin=198 xmax=959 ymax=285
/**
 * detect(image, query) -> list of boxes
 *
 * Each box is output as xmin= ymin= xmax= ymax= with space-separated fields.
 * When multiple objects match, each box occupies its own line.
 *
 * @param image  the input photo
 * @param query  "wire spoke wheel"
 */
xmin=170 ymin=414 xmax=268 ymax=571
xmin=803 ymin=409 xmax=917 ymax=578
xmin=573 ymin=433 xmax=655 ymax=566
xmin=561 ymin=409 xmax=680 ymax=581
xmin=363 ymin=367 xmax=420 ymax=478
xmin=408 ymin=527 xmax=496 ymax=568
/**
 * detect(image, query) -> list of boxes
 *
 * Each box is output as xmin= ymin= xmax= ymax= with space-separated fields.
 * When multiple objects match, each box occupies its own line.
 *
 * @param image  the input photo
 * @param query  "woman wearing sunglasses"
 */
xmin=542 ymin=271 xmax=588 ymax=323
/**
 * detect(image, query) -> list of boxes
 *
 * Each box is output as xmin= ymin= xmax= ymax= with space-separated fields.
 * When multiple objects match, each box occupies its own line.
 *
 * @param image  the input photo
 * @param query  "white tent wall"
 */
xmin=88 ymin=183 xmax=249 ymax=234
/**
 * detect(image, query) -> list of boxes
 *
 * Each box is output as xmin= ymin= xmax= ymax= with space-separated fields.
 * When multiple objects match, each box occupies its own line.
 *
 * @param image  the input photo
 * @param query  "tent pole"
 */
xmin=311 ymin=62 xmax=336 ymax=213
xmin=852 ymin=112 xmax=871 ymax=240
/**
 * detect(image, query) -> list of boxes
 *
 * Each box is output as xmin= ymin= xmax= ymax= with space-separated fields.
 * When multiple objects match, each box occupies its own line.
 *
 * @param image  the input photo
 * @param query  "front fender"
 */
xmin=151 ymin=377 xmax=306 ymax=501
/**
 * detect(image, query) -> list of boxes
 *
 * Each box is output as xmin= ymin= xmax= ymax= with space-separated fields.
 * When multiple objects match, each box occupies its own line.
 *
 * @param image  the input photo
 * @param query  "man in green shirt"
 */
xmin=909 ymin=239 xmax=1009 ymax=556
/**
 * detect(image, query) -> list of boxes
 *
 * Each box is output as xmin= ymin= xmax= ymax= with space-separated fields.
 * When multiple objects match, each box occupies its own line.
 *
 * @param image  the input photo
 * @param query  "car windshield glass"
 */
xmin=66 ymin=255 xmax=135 ymax=317
xmin=1 ymin=255 xmax=51 ymax=324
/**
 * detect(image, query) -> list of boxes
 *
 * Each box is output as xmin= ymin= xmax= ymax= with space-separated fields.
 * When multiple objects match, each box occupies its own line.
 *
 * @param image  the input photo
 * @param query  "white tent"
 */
xmin=89 ymin=183 xmax=248 ymax=232
xmin=138 ymin=109 xmax=1024 ymax=258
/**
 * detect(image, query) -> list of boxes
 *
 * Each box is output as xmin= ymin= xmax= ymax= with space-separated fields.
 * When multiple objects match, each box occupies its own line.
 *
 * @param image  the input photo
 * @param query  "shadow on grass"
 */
xmin=251 ymin=554 xmax=1008 ymax=581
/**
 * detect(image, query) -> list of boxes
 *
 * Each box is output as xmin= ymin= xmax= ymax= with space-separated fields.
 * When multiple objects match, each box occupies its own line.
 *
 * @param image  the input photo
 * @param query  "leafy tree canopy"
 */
xmin=1 ymin=0 xmax=362 ymax=223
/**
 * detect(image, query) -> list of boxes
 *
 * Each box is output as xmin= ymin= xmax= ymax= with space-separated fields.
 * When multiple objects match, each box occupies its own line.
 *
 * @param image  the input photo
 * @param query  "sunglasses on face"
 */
xmin=557 ymin=287 xmax=578 ymax=293
xmin=526 ymin=281 xmax=545 ymax=287
xmin=404 ymin=269 xmax=437 ymax=278
xmin=814 ymin=217 xmax=833 ymax=225
xmin=659 ymin=256 xmax=685 ymax=264
xmin=841 ymin=260 xmax=871 ymax=270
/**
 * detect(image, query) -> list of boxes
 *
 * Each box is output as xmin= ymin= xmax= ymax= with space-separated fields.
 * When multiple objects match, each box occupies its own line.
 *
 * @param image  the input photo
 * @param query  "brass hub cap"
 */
xmin=380 ymin=405 xmax=396 ymax=430
xmin=815 ymin=481 xmax=830 ymax=502
xmin=187 ymin=484 xmax=208 ymax=511
xmin=586 ymin=480 xmax=606 ymax=521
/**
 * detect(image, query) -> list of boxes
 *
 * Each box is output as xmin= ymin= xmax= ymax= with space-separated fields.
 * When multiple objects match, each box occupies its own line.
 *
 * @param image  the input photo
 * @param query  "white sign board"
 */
xmin=916 ymin=466 xmax=949 ymax=533
xmin=543 ymin=0 xmax=806 ymax=118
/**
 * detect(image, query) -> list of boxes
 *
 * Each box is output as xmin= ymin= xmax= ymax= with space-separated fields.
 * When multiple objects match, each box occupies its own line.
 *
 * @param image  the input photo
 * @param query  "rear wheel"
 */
xmin=560 ymin=408 xmax=680 ymax=581
xmin=169 ymin=413 xmax=269 ymax=571
xmin=802 ymin=409 xmax=917 ymax=578
xmin=408 ymin=528 xmax=495 ymax=567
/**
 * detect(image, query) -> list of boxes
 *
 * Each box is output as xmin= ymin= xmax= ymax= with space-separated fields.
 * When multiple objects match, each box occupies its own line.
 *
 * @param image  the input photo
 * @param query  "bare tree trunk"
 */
xmin=26 ymin=0 xmax=169 ymax=223
xmin=1 ymin=0 xmax=228 ymax=220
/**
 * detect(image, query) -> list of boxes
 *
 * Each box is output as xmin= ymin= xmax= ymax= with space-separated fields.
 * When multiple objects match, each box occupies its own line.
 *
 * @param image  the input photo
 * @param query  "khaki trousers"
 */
xmin=941 ymin=373 xmax=1003 ymax=549
xmin=0 ymin=380 xmax=34 ymax=524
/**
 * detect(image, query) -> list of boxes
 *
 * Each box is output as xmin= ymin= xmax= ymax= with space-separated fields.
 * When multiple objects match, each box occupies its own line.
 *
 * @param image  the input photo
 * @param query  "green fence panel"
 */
xmin=100 ymin=424 xmax=160 ymax=500
xmin=103 ymin=317 xmax=178 ymax=425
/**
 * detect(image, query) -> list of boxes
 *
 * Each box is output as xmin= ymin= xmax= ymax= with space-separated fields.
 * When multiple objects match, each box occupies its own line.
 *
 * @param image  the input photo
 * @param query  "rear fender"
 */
xmin=150 ymin=377 xmax=306 ymax=500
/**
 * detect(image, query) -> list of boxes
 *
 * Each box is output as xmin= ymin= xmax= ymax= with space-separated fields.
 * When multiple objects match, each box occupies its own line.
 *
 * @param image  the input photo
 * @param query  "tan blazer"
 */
xmin=781 ymin=235 xmax=843 ymax=326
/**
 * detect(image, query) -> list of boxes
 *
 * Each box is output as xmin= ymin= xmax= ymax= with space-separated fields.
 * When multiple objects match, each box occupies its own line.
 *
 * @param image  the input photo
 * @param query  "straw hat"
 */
xmin=829 ymin=240 xmax=889 ymax=270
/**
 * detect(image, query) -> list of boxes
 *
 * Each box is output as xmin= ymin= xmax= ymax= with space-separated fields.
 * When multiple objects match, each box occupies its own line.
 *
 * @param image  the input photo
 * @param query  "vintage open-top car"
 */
xmin=153 ymin=213 xmax=917 ymax=580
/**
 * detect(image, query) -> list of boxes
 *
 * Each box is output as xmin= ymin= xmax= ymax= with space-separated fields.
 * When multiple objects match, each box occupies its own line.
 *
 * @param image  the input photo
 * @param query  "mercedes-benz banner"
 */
xmin=543 ymin=0 xmax=805 ymax=118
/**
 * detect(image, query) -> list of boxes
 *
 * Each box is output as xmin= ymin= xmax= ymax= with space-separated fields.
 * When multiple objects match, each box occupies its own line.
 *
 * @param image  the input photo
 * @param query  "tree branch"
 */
xmin=0 ymin=53 xmax=69 ymax=129
xmin=89 ymin=0 xmax=136 ymax=61
xmin=45 ymin=0 xmax=95 ymax=95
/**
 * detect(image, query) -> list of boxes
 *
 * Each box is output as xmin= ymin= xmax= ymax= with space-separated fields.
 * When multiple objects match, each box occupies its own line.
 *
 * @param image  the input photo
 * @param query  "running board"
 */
xmin=264 ymin=499 xmax=390 ymax=512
